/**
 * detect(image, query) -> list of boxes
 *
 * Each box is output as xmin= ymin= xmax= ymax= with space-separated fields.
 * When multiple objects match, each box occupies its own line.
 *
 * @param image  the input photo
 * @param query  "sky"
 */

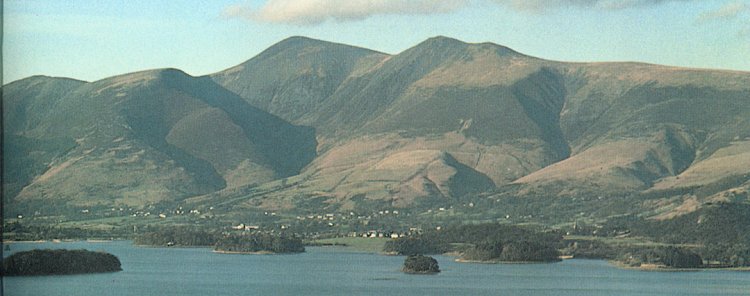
xmin=3 ymin=0 xmax=749 ymax=84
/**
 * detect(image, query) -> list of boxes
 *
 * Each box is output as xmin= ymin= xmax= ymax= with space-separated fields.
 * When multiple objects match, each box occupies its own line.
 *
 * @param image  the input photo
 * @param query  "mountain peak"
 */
xmin=95 ymin=68 xmax=191 ymax=86
xmin=417 ymin=35 xmax=468 ymax=49
xmin=274 ymin=35 xmax=327 ymax=48
xmin=425 ymin=35 xmax=465 ymax=43
xmin=410 ymin=36 xmax=525 ymax=58
xmin=265 ymin=36 xmax=387 ymax=55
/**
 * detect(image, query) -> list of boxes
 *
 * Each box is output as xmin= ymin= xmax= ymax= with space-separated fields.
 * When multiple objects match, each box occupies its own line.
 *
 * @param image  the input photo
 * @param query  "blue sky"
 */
xmin=3 ymin=0 xmax=749 ymax=84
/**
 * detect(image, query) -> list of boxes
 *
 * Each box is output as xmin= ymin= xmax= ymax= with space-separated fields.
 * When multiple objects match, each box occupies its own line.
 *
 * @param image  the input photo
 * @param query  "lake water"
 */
xmin=2 ymin=241 xmax=749 ymax=296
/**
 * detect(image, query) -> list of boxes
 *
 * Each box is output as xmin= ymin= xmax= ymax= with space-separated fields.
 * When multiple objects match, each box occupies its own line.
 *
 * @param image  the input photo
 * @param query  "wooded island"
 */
xmin=3 ymin=249 xmax=122 ymax=276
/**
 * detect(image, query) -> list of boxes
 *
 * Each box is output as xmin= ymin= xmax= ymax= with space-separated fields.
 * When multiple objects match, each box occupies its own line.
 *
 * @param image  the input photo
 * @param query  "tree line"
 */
xmin=215 ymin=233 xmax=304 ymax=254
xmin=384 ymin=223 xmax=562 ymax=262
xmin=133 ymin=227 xmax=219 ymax=246
xmin=133 ymin=227 xmax=304 ymax=254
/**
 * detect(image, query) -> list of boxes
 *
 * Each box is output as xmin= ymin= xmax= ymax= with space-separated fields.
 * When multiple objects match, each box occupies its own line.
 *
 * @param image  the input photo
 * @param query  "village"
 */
xmin=230 ymin=210 xmax=425 ymax=240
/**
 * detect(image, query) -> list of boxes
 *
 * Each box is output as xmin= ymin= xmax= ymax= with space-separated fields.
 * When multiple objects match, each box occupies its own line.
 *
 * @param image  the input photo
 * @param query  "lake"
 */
xmin=2 ymin=241 xmax=749 ymax=296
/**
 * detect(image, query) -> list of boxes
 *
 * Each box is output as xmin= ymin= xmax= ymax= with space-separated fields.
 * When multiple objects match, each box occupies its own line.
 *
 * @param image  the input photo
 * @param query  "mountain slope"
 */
xmin=209 ymin=37 xmax=575 ymax=205
xmin=206 ymin=36 xmax=749 ymax=214
xmin=3 ymin=69 xmax=316 ymax=210
xmin=211 ymin=36 xmax=389 ymax=124
xmin=3 ymin=76 xmax=87 ymax=199
xmin=4 ymin=36 xmax=750 ymax=220
xmin=517 ymin=64 xmax=750 ymax=195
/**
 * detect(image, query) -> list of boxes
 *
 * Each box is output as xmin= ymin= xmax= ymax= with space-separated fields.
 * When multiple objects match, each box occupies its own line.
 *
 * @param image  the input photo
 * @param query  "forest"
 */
xmin=214 ymin=233 xmax=305 ymax=254
xmin=133 ymin=227 xmax=220 ymax=247
xmin=384 ymin=224 xmax=562 ymax=262
xmin=3 ymin=249 xmax=122 ymax=276
xmin=134 ymin=227 xmax=304 ymax=254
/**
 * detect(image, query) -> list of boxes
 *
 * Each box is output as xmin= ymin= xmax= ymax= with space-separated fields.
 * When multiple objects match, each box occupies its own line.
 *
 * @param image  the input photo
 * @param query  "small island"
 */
xmin=2 ymin=249 xmax=122 ymax=276
xmin=402 ymin=255 xmax=440 ymax=274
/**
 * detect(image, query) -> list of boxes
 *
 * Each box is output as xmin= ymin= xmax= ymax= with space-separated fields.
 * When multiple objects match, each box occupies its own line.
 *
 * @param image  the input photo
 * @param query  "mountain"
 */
xmin=4 ymin=36 xmax=750 ymax=223
xmin=208 ymin=36 xmax=574 ymax=210
xmin=210 ymin=36 xmax=389 ymax=124
xmin=517 ymin=63 xmax=750 ymax=195
xmin=3 ymin=76 xmax=87 ymax=199
xmin=3 ymin=69 xmax=316 ymax=211
xmin=209 ymin=36 xmax=750 ymax=217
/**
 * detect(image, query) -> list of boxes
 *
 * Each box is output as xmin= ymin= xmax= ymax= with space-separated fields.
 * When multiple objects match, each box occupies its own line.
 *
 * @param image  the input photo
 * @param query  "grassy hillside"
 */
xmin=2 ymin=77 xmax=86 ymax=199
xmin=3 ymin=69 xmax=316 ymax=213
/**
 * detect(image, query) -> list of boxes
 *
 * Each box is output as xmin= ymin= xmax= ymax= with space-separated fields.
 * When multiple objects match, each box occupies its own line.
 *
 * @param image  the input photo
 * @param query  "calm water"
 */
xmin=2 ymin=241 xmax=749 ymax=296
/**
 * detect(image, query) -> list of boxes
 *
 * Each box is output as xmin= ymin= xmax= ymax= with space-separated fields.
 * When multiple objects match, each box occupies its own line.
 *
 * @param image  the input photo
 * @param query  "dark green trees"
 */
xmin=499 ymin=241 xmax=561 ymax=262
xmin=640 ymin=247 xmax=703 ymax=268
xmin=461 ymin=240 xmax=561 ymax=262
xmin=383 ymin=237 xmax=449 ymax=255
xmin=620 ymin=246 xmax=704 ymax=268
xmin=402 ymin=255 xmax=440 ymax=274
xmin=134 ymin=228 xmax=220 ymax=246
xmin=461 ymin=240 xmax=504 ymax=261
xmin=214 ymin=233 xmax=304 ymax=254
xmin=701 ymin=244 xmax=750 ymax=267
xmin=2 ymin=249 xmax=122 ymax=276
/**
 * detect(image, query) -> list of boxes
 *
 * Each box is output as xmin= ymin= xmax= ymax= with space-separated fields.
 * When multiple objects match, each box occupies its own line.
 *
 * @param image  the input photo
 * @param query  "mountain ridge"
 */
xmin=4 ymin=67 xmax=317 ymax=208
xmin=4 ymin=36 xmax=749 ymax=223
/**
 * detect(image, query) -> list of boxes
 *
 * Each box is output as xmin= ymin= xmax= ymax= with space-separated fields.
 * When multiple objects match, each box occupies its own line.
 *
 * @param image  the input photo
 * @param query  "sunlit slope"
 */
xmin=517 ymin=64 xmax=750 ymax=194
xmin=212 ymin=36 xmax=749 ymax=210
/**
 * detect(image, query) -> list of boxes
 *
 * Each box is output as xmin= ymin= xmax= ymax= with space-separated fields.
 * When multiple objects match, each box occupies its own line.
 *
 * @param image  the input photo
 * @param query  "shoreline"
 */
xmin=402 ymin=269 xmax=440 ymax=275
xmin=3 ymin=240 xmax=50 ymax=244
xmin=454 ymin=258 xmax=561 ymax=264
xmin=132 ymin=243 xmax=212 ymax=249
xmin=3 ymin=239 xmax=120 ymax=244
xmin=609 ymin=260 xmax=750 ymax=272
xmin=212 ymin=250 xmax=277 ymax=255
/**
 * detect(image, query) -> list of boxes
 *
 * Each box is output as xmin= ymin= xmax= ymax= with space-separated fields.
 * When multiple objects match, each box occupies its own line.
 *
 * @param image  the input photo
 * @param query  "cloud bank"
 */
xmin=697 ymin=1 xmax=748 ymax=23
xmin=223 ymin=0 xmax=469 ymax=25
xmin=488 ymin=0 xmax=701 ymax=11
xmin=223 ymin=0 xmax=727 ymax=25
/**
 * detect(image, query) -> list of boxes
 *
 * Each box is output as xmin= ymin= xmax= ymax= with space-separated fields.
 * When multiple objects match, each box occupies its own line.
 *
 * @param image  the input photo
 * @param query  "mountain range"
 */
xmin=4 ymin=36 xmax=749 ymax=222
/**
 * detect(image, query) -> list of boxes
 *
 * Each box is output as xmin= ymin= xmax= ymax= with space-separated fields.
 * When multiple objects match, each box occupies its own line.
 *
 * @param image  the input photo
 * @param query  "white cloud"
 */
xmin=697 ymin=1 xmax=748 ymax=23
xmin=223 ymin=0 xmax=469 ymax=25
xmin=221 ymin=0 xmax=715 ymax=25
xmin=489 ymin=0 xmax=698 ymax=12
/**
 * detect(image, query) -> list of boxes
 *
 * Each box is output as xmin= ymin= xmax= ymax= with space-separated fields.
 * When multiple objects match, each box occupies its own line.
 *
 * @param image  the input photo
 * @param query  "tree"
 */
xmin=640 ymin=247 xmax=702 ymax=268
xmin=500 ymin=241 xmax=561 ymax=262
xmin=383 ymin=237 xmax=449 ymax=255
xmin=402 ymin=255 xmax=440 ymax=274
xmin=660 ymin=247 xmax=703 ymax=268
xmin=462 ymin=240 xmax=503 ymax=261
